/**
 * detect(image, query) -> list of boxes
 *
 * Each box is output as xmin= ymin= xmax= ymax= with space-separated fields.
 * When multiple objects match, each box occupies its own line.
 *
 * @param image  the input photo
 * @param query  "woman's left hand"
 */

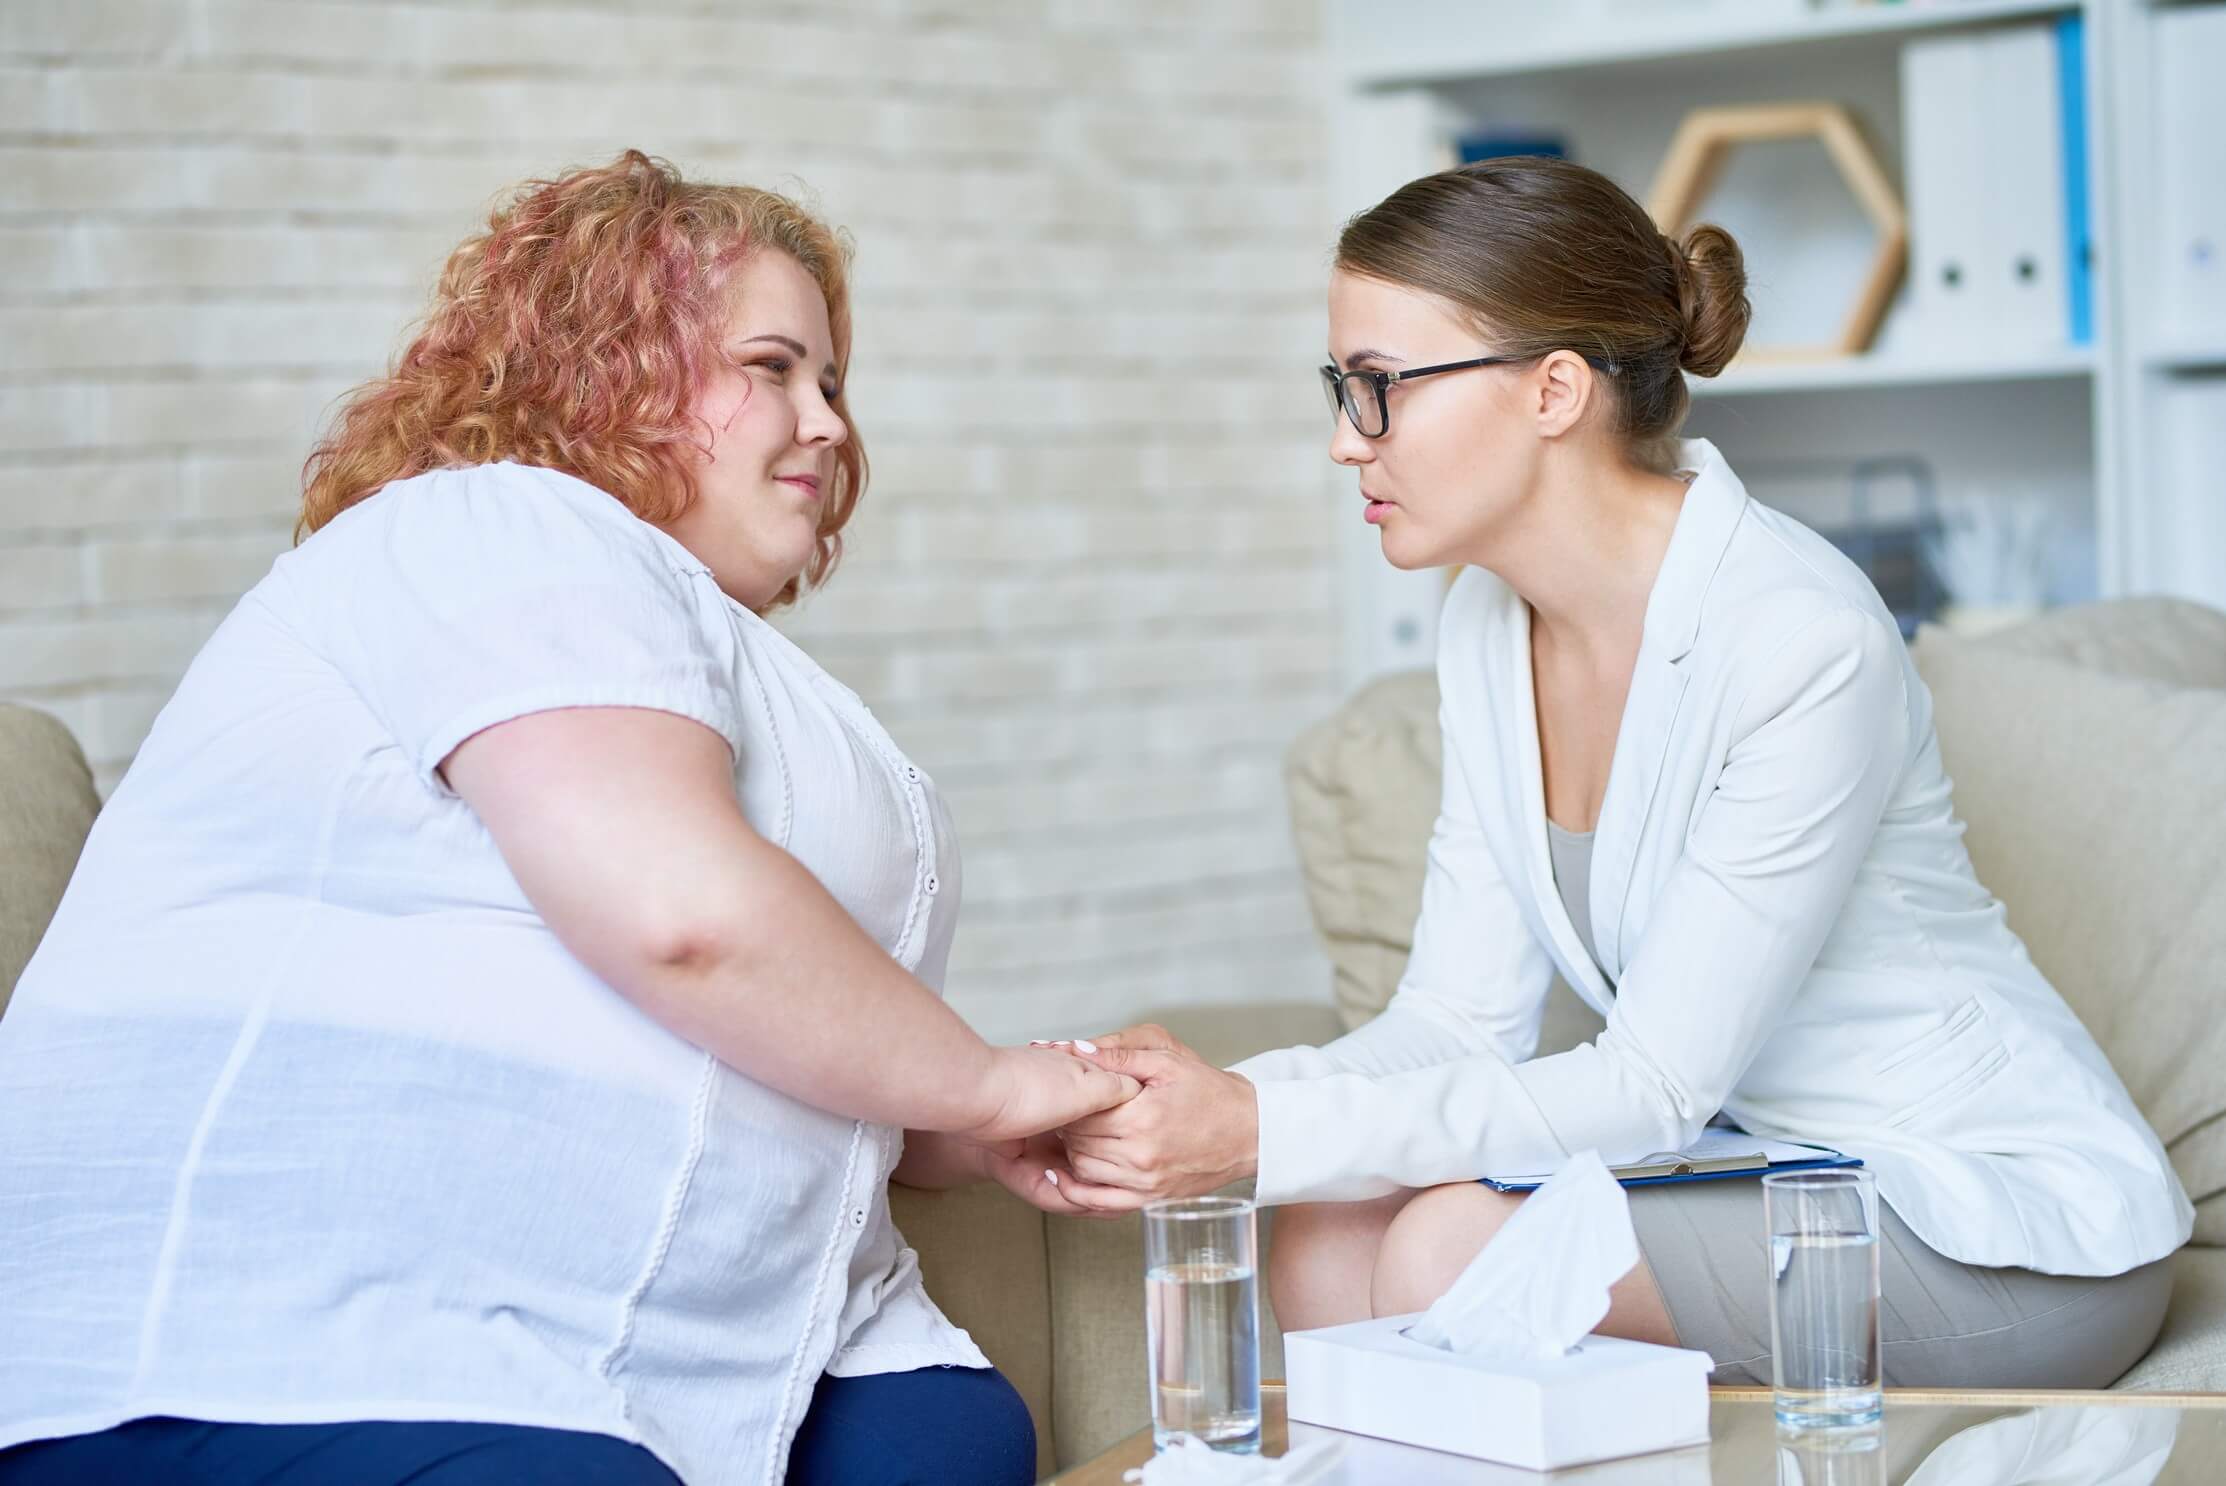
xmin=976 ymin=1132 xmax=1134 ymax=1219
xmin=1053 ymin=1038 xmax=1260 ymax=1207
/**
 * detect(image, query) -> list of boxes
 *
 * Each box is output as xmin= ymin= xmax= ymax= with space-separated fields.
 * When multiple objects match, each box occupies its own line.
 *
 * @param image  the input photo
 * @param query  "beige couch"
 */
xmin=5 ymin=597 xmax=2224 ymax=1478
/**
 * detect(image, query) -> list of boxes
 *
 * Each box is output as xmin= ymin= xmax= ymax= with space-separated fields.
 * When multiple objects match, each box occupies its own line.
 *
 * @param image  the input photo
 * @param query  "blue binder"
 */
xmin=2057 ymin=13 xmax=2093 ymax=345
xmin=1479 ymin=1141 xmax=1863 ymax=1194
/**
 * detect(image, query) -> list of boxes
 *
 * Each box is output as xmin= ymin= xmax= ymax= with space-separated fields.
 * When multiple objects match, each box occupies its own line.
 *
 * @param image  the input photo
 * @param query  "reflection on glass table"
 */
xmin=1053 ymin=1387 xmax=2213 ymax=1485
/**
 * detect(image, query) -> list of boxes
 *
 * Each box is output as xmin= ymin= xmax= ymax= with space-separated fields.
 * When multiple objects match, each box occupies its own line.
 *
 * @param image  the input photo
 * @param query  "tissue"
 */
xmin=1121 ymin=1434 xmax=1345 ymax=1485
xmin=1402 ymin=1149 xmax=1638 ymax=1360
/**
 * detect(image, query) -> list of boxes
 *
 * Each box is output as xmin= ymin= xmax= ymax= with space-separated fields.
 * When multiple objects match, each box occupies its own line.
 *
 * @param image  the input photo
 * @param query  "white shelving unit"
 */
xmin=1695 ymin=344 xmax=2096 ymax=396
xmin=1337 ymin=0 xmax=2080 ymax=85
xmin=1324 ymin=0 xmax=2226 ymax=685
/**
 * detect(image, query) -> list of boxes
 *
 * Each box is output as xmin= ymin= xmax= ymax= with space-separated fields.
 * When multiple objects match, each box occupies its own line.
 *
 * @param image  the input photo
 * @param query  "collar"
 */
xmin=1641 ymin=438 xmax=1749 ymax=663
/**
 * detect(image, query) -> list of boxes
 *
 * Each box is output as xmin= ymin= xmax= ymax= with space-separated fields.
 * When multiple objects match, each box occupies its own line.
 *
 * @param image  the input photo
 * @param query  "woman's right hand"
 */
xmin=968 ymin=1045 xmax=1139 ymax=1145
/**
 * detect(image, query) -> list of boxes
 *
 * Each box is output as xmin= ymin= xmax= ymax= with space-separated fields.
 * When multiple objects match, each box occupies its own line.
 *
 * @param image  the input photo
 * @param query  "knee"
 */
xmin=786 ymin=1367 xmax=1034 ymax=1486
xmin=1265 ymin=1202 xmax=1331 ymax=1327
xmin=1370 ymin=1183 xmax=1521 ymax=1318
xmin=969 ymin=1370 xmax=1038 ymax=1486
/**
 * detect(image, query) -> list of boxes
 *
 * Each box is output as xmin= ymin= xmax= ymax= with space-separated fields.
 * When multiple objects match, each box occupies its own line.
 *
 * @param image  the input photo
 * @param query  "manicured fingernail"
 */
xmin=1029 ymin=1040 xmax=1053 ymax=1047
xmin=1073 ymin=1038 xmax=1098 ymax=1054
xmin=1043 ymin=1169 xmax=1060 ymax=1186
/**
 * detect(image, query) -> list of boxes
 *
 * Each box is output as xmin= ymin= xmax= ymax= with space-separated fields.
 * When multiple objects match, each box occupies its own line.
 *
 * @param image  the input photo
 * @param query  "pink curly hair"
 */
xmin=299 ymin=150 xmax=866 ymax=611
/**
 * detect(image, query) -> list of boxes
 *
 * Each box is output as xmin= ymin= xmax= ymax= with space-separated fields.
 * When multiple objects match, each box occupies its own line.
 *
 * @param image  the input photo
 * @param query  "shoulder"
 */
xmin=275 ymin=464 xmax=741 ymax=682
xmin=1698 ymin=515 xmax=1909 ymax=735
xmin=328 ymin=463 xmax=708 ymax=585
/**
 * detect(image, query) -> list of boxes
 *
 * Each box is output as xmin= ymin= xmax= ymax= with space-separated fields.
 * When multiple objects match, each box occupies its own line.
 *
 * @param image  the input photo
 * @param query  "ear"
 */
xmin=1529 ymin=350 xmax=1599 ymax=438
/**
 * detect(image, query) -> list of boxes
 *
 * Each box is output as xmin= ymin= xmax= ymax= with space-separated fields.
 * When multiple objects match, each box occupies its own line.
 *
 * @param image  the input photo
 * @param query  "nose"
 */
xmin=796 ymin=387 xmax=848 ymax=450
xmin=1329 ymin=407 xmax=1373 ymax=468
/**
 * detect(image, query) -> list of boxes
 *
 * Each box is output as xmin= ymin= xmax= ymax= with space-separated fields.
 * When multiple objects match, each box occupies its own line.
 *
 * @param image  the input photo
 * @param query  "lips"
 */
xmin=1363 ymin=494 xmax=1395 ymax=526
xmin=775 ymin=473 xmax=822 ymax=499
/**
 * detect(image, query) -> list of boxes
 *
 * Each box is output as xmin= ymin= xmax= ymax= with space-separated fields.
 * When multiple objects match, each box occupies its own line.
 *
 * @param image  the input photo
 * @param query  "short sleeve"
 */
xmin=287 ymin=464 xmax=748 ymax=794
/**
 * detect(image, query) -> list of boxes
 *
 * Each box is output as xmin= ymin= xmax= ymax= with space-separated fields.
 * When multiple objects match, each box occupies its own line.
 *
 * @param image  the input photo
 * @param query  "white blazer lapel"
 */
xmin=1500 ymin=593 xmax=1619 ymax=1012
xmin=1592 ymin=439 xmax=1748 ymax=978
xmin=1589 ymin=649 xmax=1689 ymax=979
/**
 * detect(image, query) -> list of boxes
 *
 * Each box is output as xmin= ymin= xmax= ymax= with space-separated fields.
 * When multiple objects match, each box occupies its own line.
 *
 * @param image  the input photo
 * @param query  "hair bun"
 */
xmin=1669 ymin=224 xmax=1751 ymax=378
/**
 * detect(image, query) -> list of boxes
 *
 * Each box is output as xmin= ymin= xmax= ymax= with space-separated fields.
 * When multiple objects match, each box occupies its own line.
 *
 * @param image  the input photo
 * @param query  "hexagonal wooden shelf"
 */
xmin=1646 ymin=101 xmax=1907 ymax=364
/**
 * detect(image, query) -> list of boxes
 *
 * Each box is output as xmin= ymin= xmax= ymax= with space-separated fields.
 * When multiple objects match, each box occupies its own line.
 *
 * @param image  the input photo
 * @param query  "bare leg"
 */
xmin=1366 ymin=1183 xmax=1680 ymax=1347
xmin=1266 ymin=1190 xmax=1420 ymax=1333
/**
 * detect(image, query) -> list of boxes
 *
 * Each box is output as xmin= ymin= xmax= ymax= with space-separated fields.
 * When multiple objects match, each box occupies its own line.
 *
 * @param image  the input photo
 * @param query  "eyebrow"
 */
xmin=736 ymin=333 xmax=839 ymax=383
xmin=1338 ymin=347 xmax=1406 ymax=370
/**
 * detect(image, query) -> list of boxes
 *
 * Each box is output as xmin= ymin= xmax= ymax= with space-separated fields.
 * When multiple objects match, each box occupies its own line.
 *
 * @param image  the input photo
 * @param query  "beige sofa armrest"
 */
xmin=0 ymin=703 xmax=101 ymax=1017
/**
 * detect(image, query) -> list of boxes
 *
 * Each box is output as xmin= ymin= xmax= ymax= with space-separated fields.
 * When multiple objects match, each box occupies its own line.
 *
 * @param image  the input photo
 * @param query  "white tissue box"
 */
xmin=1284 ymin=1315 xmax=1713 ymax=1471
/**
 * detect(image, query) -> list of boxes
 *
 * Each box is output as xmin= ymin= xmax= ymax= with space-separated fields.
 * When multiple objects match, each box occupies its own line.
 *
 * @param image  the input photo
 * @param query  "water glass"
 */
xmin=1143 ymin=1195 xmax=1261 ymax=1453
xmin=1764 ymin=1168 xmax=1883 ymax=1430
xmin=1777 ymin=1430 xmax=1886 ymax=1485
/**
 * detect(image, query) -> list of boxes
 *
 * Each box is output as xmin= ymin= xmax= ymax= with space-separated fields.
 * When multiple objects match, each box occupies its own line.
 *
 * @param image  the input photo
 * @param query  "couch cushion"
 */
xmin=2115 ymin=1247 xmax=2226 ymax=1391
xmin=1284 ymin=670 xmax=1441 ymax=1034
xmin=1283 ymin=673 xmax=1604 ymax=1056
xmin=1134 ymin=1001 xmax=1345 ymax=1070
xmin=0 ymin=703 xmax=100 ymax=1017
xmin=1910 ymin=631 xmax=2226 ymax=1243
xmin=1967 ymin=596 xmax=2226 ymax=689
xmin=887 ymin=1182 xmax=1056 ymax=1479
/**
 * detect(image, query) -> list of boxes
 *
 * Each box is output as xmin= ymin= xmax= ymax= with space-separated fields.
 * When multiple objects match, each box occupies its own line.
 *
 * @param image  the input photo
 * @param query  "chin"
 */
xmin=1378 ymin=526 xmax=1444 ymax=572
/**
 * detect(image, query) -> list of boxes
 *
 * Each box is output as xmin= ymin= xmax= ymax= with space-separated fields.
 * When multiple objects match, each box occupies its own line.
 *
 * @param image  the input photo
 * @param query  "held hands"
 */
xmin=956 ymin=1043 xmax=1143 ymax=1218
xmin=1038 ymin=1023 xmax=1261 ymax=1214
xmin=969 ymin=1043 xmax=1139 ymax=1146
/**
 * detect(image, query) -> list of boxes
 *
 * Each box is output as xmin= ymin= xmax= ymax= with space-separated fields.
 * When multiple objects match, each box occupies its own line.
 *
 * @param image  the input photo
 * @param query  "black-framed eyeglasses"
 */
xmin=1320 ymin=352 xmax=1619 ymax=438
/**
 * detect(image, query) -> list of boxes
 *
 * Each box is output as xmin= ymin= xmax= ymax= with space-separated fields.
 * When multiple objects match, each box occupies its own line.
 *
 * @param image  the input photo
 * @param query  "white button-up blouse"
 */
xmin=0 ymin=462 xmax=986 ymax=1485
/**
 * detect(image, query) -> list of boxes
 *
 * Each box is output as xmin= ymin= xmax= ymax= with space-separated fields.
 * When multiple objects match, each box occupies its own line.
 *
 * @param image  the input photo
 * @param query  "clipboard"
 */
xmin=1479 ymin=1133 xmax=1863 ymax=1193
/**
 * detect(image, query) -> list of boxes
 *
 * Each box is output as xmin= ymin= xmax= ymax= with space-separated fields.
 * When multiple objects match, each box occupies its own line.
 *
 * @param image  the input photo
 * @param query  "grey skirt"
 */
xmin=1627 ymin=1180 xmax=2174 ymax=1388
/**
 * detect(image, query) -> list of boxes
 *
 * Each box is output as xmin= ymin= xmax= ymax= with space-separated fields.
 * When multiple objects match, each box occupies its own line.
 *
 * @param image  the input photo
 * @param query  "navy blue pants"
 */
xmin=0 ymin=1365 xmax=1035 ymax=1485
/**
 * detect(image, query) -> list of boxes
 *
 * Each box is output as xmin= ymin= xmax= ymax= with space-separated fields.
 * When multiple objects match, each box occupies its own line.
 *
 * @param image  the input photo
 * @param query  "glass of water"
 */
xmin=1764 ymin=1168 xmax=1883 ymax=1431
xmin=1144 ymin=1195 xmax=1261 ymax=1453
xmin=1776 ymin=1431 xmax=1887 ymax=1486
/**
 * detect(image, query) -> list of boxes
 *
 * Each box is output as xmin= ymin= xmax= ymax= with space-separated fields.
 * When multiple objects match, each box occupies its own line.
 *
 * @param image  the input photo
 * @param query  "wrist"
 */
xmin=963 ymin=1044 xmax=1017 ymax=1140
xmin=934 ymin=1039 xmax=1008 ymax=1139
xmin=1231 ymin=1072 xmax=1260 ymax=1185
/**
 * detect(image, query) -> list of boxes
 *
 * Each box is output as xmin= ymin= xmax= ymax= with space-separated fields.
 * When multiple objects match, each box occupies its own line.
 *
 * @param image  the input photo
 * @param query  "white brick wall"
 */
xmin=1 ymin=0 xmax=1343 ymax=1042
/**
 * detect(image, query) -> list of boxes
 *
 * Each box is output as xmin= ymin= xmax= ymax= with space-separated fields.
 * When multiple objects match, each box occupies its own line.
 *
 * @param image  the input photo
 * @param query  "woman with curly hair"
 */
xmin=0 ymin=152 xmax=1129 ymax=1486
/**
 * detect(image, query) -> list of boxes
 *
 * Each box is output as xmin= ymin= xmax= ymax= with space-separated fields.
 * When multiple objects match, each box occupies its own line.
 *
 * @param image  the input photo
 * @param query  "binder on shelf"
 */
xmin=2056 ymin=13 xmax=2092 ymax=346
xmin=2156 ymin=5 xmax=2226 ymax=344
xmin=1901 ymin=33 xmax=1989 ymax=348
xmin=1982 ymin=23 xmax=2071 ymax=348
xmin=1899 ymin=20 xmax=2090 ymax=352
xmin=1455 ymin=130 xmax=1567 ymax=164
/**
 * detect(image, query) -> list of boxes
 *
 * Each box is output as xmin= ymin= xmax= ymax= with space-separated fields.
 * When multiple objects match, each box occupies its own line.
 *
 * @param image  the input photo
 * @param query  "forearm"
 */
xmin=604 ymin=839 xmax=1003 ymax=1133
xmin=1249 ymin=1054 xmax=1559 ymax=1206
xmin=891 ymin=1129 xmax=993 ymax=1190
xmin=446 ymin=708 xmax=1013 ymax=1136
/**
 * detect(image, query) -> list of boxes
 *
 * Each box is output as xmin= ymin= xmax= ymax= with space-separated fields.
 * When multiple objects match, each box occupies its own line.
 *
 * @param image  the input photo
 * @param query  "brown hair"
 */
xmin=1335 ymin=156 xmax=1750 ymax=472
xmin=299 ymin=150 xmax=866 ymax=612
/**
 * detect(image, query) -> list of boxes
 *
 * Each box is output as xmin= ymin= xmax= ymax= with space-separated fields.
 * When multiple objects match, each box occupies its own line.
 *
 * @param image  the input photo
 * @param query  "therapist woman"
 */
xmin=1051 ymin=157 xmax=2191 ymax=1388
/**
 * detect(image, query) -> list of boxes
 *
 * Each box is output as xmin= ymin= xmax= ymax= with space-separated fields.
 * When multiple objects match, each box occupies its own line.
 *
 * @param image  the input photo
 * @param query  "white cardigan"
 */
xmin=1234 ymin=439 xmax=2190 ymax=1278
